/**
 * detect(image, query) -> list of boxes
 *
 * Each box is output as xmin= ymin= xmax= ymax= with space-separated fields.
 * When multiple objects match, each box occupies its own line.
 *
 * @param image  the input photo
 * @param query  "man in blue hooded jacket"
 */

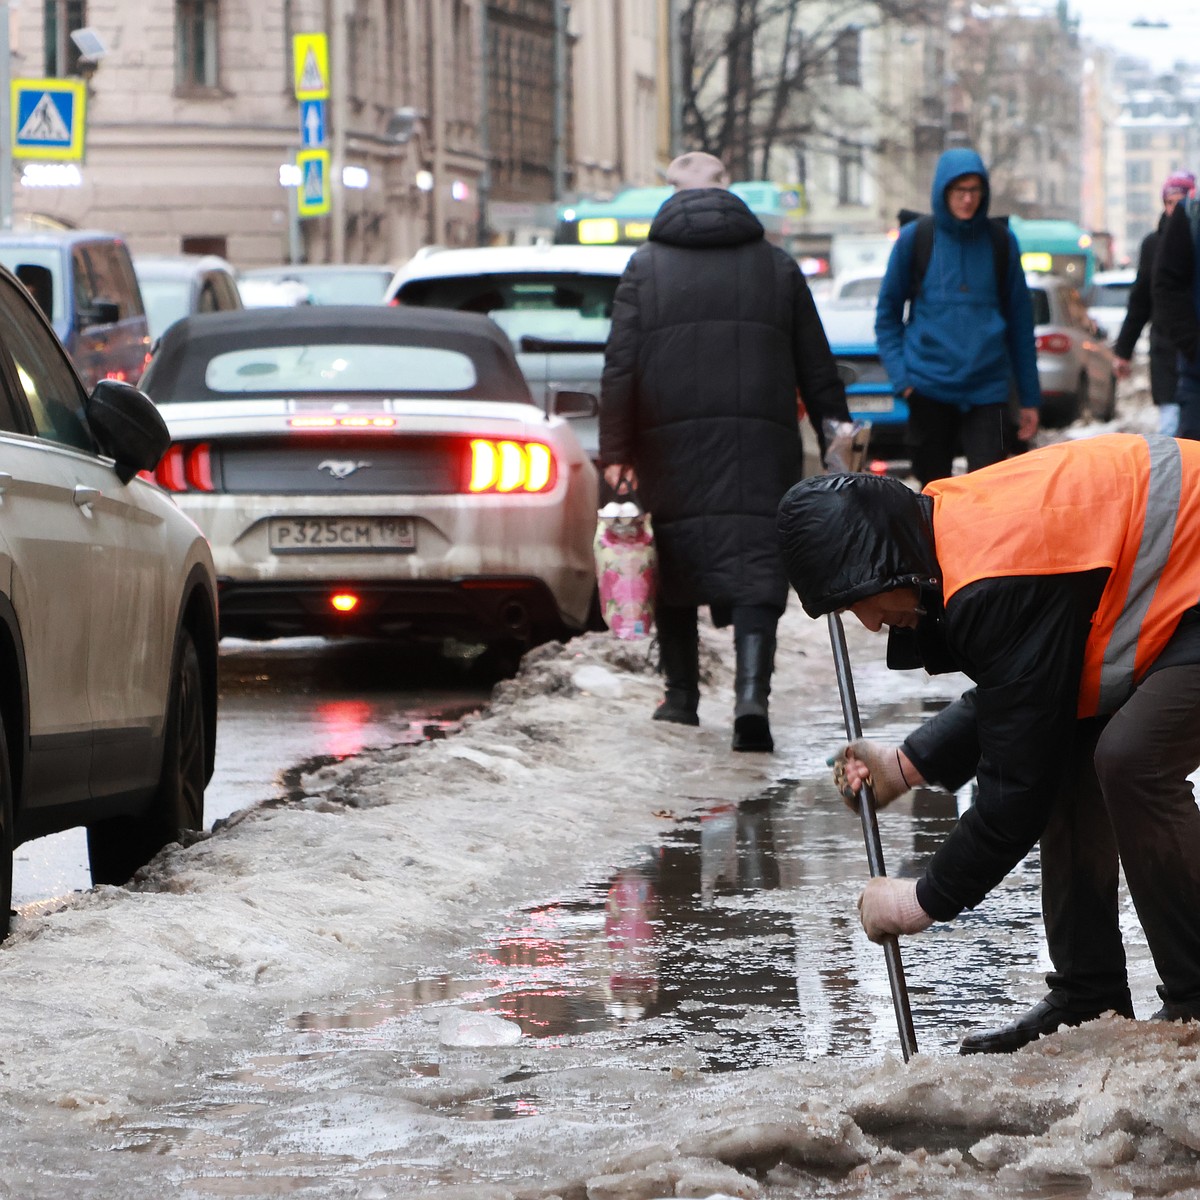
xmin=876 ymin=147 xmax=1041 ymax=487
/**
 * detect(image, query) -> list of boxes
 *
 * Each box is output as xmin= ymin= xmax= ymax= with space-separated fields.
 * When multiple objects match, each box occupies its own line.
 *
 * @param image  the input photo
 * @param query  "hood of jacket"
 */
xmin=931 ymin=147 xmax=991 ymax=235
xmin=649 ymin=188 xmax=764 ymax=249
xmin=776 ymin=474 xmax=941 ymax=618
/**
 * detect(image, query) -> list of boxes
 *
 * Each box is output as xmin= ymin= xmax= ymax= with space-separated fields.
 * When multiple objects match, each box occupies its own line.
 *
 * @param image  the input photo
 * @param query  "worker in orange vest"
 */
xmin=777 ymin=433 xmax=1200 ymax=1054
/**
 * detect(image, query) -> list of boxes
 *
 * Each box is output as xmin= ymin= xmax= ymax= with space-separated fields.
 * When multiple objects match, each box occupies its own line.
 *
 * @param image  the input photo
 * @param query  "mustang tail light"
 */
xmin=153 ymin=443 xmax=215 ymax=493
xmin=467 ymin=438 xmax=556 ymax=494
xmin=1036 ymin=332 xmax=1072 ymax=355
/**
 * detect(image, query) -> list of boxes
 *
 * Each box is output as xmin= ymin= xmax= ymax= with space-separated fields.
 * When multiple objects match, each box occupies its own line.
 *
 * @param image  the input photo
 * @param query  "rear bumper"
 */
xmin=217 ymin=576 xmax=575 ymax=643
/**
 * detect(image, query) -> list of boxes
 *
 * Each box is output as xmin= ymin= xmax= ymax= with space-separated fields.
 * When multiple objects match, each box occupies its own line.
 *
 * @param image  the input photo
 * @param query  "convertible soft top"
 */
xmin=142 ymin=305 xmax=534 ymax=405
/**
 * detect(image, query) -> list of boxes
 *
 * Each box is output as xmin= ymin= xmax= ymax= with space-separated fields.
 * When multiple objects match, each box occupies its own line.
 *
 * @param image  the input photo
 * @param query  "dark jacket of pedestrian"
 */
xmin=1113 ymin=215 xmax=1177 ymax=406
xmin=875 ymin=148 xmax=1040 ymax=411
xmin=1153 ymin=197 xmax=1200 ymax=438
xmin=599 ymin=186 xmax=848 ymax=612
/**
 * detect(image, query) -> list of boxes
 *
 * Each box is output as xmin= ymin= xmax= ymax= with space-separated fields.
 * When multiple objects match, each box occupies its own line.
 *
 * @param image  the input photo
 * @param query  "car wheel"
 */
xmin=0 ymin=710 xmax=13 ymax=942
xmin=87 ymin=629 xmax=207 ymax=886
xmin=1071 ymin=374 xmax=1088 ymax=424
xmin=1101 ymin=374 xmax=1118 ymax=421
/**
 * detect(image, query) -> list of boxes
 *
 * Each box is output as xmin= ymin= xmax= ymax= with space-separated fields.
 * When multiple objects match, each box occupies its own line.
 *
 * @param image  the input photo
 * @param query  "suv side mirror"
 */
xmin=79 ymin=299 xmax=121 ymax=328
xmin=549 ymin=388 xmax=599 ymax=418
xmin=86 ymin=378 xmax=171 ymax=483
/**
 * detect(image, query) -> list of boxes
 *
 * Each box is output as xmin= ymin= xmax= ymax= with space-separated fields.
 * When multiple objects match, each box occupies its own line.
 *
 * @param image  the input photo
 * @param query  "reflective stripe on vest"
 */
xmin=1097 ymin=434 xmax=1181 ymax=711
xmin=928 ymin=433 xmax=1200 ymax=717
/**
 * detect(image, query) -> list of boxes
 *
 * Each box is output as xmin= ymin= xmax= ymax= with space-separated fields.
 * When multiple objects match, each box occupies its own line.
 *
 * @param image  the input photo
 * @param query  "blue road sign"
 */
xmin=300 ymin=98 xmax=326 ymax=148
xmin=11 ymin=78 xmax=86 ymax=160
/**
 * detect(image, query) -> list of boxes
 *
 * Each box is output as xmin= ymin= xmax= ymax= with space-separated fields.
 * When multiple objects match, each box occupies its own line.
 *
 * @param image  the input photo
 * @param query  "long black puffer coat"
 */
xmin=599 ymin=187 xmax=848 ymax=611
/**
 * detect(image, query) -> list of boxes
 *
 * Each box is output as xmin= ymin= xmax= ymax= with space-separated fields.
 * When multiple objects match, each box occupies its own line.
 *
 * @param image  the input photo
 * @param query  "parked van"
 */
xmin=0 ymin=230 xmax=151 ymax=389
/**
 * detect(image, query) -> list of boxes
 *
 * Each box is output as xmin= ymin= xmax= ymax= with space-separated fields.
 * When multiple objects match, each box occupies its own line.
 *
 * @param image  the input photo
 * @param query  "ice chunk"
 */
xmin=438 ymin=1010 xmax=523 ymax=1047
xmin=572 ymin=664 xmax=625 ymax=699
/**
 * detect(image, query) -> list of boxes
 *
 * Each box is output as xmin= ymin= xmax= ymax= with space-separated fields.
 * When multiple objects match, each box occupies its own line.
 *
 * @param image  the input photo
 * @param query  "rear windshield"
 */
xmin=1029 ymin=288 xmax=1051 ymax=326
xmin=140 ymin=279 xmax=192 ymax=341
xmin=399 ymin=272 xmax=618 ymax=350
xmin=1093 ymin=282 xmax=1132 ymax=308
xmin=0 ymin=247 xmax=63 ymax=321
xmin=205 ymin=343 xmax=477 ymax=394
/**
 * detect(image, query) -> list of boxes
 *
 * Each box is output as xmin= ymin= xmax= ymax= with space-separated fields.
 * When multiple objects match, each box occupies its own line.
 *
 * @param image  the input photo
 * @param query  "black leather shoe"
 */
xmin=959 ymin=997 xmax=1132 ymax=1055
xmin=1150 ymin=998 xmax=1200 ymax=1022
xmin=653 ymin=690 xmax=700 ymax=726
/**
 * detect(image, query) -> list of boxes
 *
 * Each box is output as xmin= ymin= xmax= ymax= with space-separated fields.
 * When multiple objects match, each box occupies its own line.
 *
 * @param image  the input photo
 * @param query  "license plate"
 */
xmin=269 ymin=517 xmax=416 ymax=553
xmin=851 ymin=395 xmax=895 ymax=413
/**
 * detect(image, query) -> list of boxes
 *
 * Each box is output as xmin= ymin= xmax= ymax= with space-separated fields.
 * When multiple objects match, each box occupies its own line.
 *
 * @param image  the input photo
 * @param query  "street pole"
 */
xmin=669 ymin=0 xmax=684 ymax=157
xmin=0 ymin=0 xmax=11 ymax=229
xmin=329 ymin=0 xmax=348 ymax=261
xmin=552 ymin=0 xmax=567 ymax=201
xmin=477 ymin=1 xmax=491 ymax=246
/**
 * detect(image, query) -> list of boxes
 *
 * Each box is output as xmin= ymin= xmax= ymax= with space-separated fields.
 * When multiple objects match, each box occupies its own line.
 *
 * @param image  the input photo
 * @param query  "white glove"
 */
xmin=829 ymin=739 xmax=913 ymax=813
xmin=857 ymin=877 xmax=933 ymax=944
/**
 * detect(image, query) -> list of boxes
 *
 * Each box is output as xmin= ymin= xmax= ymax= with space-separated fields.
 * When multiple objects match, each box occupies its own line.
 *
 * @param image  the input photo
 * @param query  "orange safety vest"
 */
xmin=926 ymin=433 xmax=1200 ymax=717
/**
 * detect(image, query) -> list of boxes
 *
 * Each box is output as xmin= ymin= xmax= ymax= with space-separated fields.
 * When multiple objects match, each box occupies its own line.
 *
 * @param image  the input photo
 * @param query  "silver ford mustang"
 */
xmin=139 ymin=305 xmax=599 ymax=653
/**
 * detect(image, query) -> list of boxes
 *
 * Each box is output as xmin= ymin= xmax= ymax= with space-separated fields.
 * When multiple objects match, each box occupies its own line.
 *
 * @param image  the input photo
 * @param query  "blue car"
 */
xmin=0 ymin=229 xmax=151 ymax=390
xmin=815 ymin=299 xmax=909 ymax=461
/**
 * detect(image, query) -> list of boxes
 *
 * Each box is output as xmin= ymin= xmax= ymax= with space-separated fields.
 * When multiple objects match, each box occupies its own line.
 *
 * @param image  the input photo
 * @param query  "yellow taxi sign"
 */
xmin=578 ymin=218 xmax=619 ymax=245
xmin=1021 ymin=251 xmax=1053 ymax=273
xmin=293 ymin=33 xmax=330 ymax=101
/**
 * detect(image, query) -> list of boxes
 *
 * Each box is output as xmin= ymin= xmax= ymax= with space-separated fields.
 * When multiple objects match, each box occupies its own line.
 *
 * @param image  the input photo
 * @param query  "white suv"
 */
xmin=387 ymin=244 xmax=636 ymax=463
xmin=0 ymin=264 xmax=218 ymax=935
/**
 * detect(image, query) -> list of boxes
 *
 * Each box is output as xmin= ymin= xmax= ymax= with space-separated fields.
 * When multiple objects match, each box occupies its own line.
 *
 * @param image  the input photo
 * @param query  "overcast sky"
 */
xmin=1066 ymin=0 xmax=1200 ymax=70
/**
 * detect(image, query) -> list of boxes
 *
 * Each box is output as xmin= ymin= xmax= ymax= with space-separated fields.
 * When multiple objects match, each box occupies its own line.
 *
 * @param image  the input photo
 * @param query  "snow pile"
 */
xmin=0 ymin=604 xmax=1199 ymax=1197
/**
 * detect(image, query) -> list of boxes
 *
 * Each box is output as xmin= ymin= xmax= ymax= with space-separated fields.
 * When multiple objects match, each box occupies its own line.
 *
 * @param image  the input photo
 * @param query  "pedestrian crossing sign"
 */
xmin=11 ymin=79 xmax=86 ymax=160
xmin=293 ymin=33 xmax=330 ymax=101
xmin=296 ymin=149 xmax=331 ymax=217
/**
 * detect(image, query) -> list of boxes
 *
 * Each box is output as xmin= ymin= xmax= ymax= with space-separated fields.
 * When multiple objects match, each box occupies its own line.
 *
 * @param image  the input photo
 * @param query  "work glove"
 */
xmin=828 ymin=739 xmax=912 ymax=813
xmin=857 ymin=877 xmax=933 ymax=944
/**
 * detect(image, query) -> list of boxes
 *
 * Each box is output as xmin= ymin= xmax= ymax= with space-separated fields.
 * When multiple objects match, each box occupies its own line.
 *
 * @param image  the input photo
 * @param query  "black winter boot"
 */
xmin=732 ymin=630 xmax=775 ymax=752
xmin=653 ymin=629 xmax=700 ymax=726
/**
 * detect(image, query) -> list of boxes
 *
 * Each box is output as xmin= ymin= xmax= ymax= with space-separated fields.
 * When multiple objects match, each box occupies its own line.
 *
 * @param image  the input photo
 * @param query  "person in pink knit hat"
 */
xmin=1113 ymin=170 xmax=1196 ymax=435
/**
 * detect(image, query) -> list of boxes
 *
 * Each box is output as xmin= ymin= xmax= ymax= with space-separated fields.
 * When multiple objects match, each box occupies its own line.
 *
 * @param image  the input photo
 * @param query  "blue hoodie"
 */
xmin=875 ymin=147 xmax=1041 ymax=410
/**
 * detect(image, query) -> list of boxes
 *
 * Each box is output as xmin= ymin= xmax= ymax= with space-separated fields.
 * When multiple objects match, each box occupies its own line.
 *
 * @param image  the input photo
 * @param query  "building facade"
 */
xmin=9 ymin=1 xmax=666 ymax=267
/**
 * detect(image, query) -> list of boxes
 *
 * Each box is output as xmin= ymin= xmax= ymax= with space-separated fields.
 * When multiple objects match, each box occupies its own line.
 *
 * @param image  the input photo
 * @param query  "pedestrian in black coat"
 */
xmin=599 ymin=151 xmax=849 ymax=752
xmin=1113 ymin=172 xmax=1195 ymax=434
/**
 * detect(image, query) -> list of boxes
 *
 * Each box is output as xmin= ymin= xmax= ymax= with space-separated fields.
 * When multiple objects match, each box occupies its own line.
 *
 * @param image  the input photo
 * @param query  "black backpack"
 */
xmin=897 ymin=208 xmax=1011 ymax=314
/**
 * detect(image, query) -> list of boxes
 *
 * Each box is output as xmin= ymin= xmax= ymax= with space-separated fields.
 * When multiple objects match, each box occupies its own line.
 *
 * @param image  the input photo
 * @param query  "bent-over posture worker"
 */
xmin=776 ymin=434 xmax=1200 ymax=1054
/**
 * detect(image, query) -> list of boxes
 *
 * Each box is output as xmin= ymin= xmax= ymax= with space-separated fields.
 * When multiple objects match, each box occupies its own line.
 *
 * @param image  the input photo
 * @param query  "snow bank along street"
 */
xmin=3 ymin=593 xmax=1200 ymax=1198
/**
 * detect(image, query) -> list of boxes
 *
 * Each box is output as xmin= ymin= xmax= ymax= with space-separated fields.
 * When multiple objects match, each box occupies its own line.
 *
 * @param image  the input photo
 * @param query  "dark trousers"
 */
xmin=906 ymin=392 xmax=1011 ymax=487
xmin=657 ymin=602 xmax=780 ymax=643
xmin=1174 ymin=370 xmax=1200 ymax=441
xmin=1043 ymin=665 xmax=1200 ymax=1010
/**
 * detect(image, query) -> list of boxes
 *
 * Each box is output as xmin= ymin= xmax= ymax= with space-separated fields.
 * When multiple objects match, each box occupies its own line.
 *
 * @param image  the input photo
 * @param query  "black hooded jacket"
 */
xmin=599 ymin=187 xmax=848 ymax=610
xmin=777 ymin=471 xmax=1200 ymax=922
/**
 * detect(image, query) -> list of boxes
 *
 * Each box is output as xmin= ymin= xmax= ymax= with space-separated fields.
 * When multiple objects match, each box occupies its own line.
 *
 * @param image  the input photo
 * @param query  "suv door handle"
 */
xmin=73 ymin=485 xmax=102 ymax=509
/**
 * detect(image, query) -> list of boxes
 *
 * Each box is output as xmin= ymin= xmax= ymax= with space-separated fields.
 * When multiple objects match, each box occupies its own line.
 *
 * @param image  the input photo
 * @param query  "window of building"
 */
xmin=838 ymin=146 xmax=864 ymax=206
xmin=44 ymin=1 xmax=87 ymax=77
xmin=176 ymin=0 xmax=220 ymax=91
xmin=1126 ymin=160 xmax=1152 ymax=185
xmin=835 ymin=28 xmax=861 ymax=87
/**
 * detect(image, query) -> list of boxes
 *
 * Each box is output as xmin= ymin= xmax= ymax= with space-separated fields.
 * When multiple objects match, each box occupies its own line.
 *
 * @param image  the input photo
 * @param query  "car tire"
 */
xmin=0 ymin=709 xmax=14 ymax=942
xmin=1073 ymin=374 xmax=1088 ymax=424
xmin=87 ymin=628 xmax=207 ymax=886
xmin=1100 ymin=374 xmax=1118 ymax=422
